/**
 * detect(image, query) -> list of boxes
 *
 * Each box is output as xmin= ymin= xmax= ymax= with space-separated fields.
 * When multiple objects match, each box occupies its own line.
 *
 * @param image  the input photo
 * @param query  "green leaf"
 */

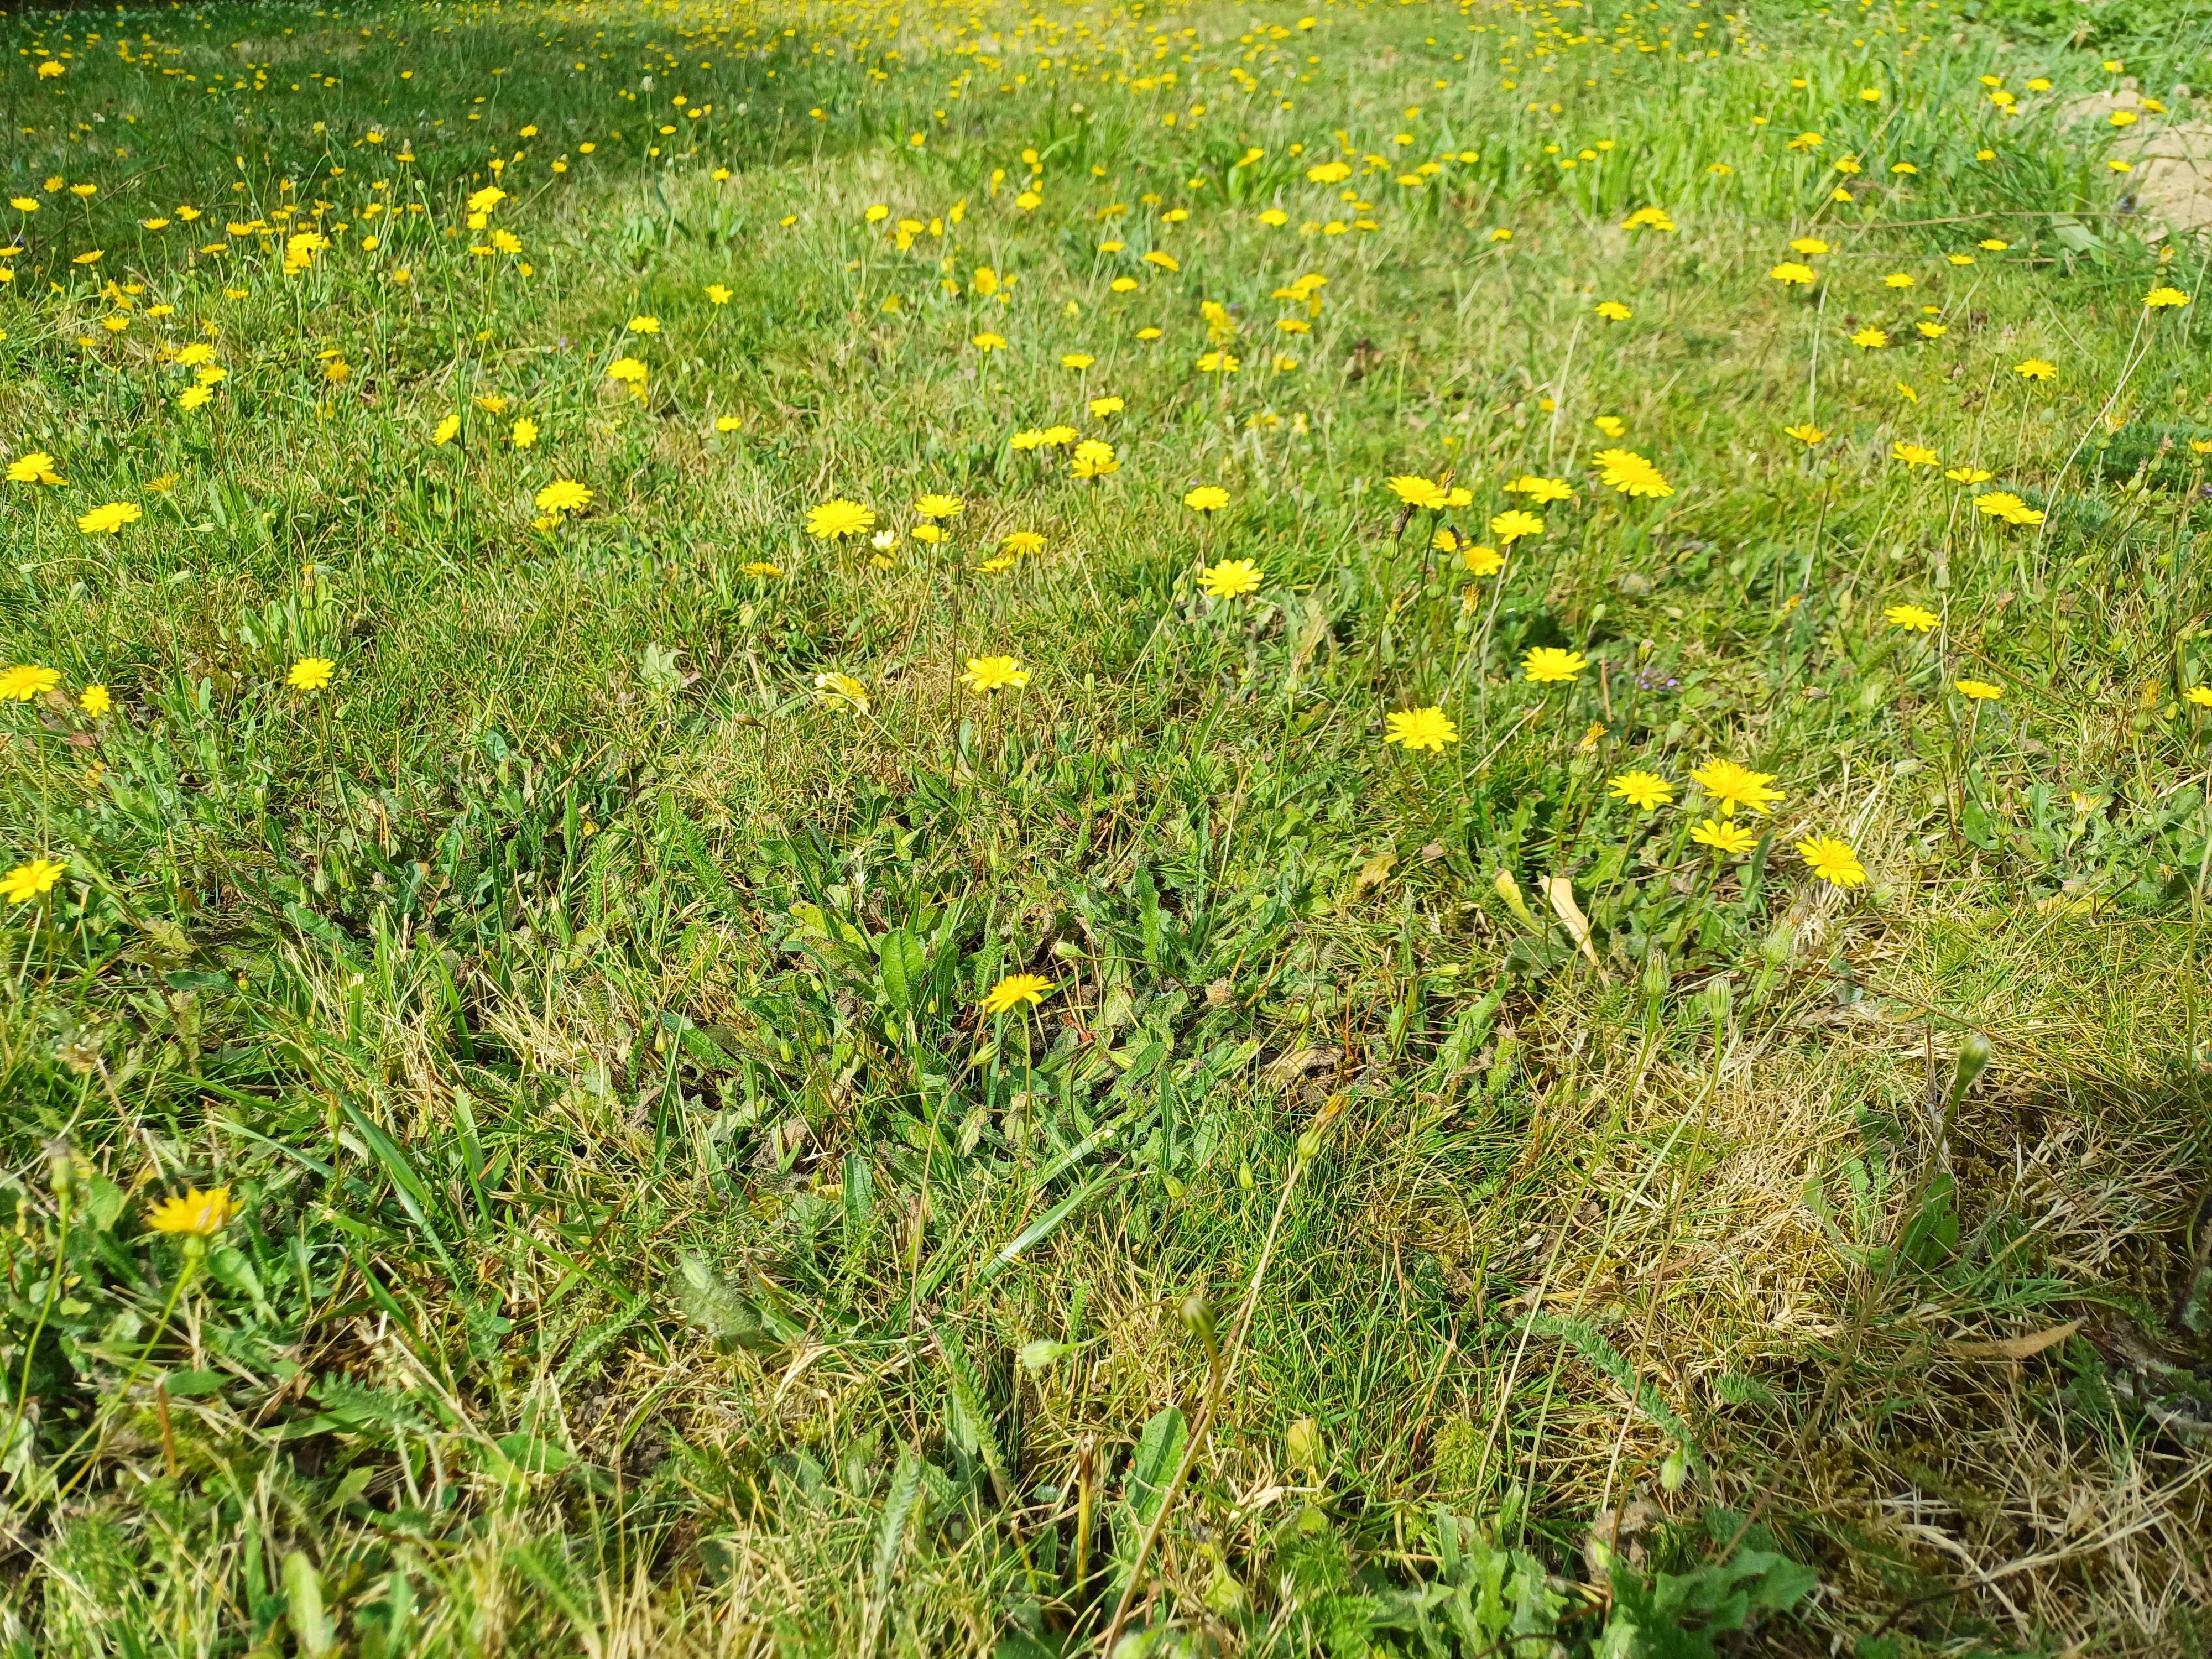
xmin=1126 ymin=1405 xmax=1187 ymax=1524
xmin=878 ymin=926 xmax=926 ymax=1013
xmin=674 ymin=1254 xmax=771 ymax=1351
xmin=870 ymin=1447 xmax=926 ymax=1610
xmin=495 ymin=1432 xmax=573 ymax=1474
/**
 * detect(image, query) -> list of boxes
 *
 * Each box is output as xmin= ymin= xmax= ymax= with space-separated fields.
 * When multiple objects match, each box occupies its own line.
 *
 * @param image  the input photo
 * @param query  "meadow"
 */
xmin=6 ymin=0 xmax=2212 ymax=1652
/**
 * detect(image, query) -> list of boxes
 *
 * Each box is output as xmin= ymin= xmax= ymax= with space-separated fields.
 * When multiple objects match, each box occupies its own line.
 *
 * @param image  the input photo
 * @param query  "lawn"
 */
xmin=6 ymin=0 xmax=2212 ymax=1653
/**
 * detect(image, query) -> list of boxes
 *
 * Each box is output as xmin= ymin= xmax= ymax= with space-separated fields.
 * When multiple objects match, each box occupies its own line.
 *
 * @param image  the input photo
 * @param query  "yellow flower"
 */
xmin=1689 ymin=757 xmax=1785 ymax=816
xmin=960 ymin=655 xmax=1030 ymax=693
xmin=1850 ymin=327 xmax=1888 ymax=349
xmin=1384 ymin=706 xmax=1459 ymax=752
xmin=1789 ymin=237 xmax=1831 ymax=256
xmin=1521 ymin=647 xmax=1586 ymax=685
xmin=806 ymin=499 xmax=875 ymax=539
xmin=6 ymin=451 xmax=64 ymax=486
xmin=0 ymin=664 xmax=61 ymax=702
xmin=742 ymin=561 xmax=782 ymax=578
xmin=1885 ymin=603 xmax=1939 ymax=632
xmin=1796 ymin=834 xmax=1866 ymax=887
xmin=1972 ymin=491 xmax=2042 ymax=526
xmin=1892 ymin=442 xmax=1939 ymax=469
xmin=607 ymin=357 xmax=649 ymax=387
xmin=1199 ymin=559 xmax=1262 ymax=599
xmin=2013 ymin=358 xmax=2056 ymax=381
xmin=2186 ymin=686 xmax=2212 ymax=708
xmin=287 ymin=657 xmax=335 ymax=692
xmin=814 ymin=672 xmax=870 ymax=712
xmin=1183 ymin=485 xmax=1231 ymax=513
xmin=705 ymin=284 xmax=733 ymax=304
xmin=433 ymin=413 xmax=462 ymax=445
xmin=1691 ymin=818 xmax=1759 ymax=855
xmin=1386 ymin=474 xmax=1447 ymax=510
xmin=1594 ymin=300 xmax=1632 ymax=321
xmin=1489 ymin=509 xmax=1545 ymax=544
xmin=535 ymin=479 xmax=592 ymax=515
xmin=716 ymin=415 xmax=743 ymax=432
xmin=1000 ymin=531 xmax=1047 ymax=555
xmin=1953 ymin=679 xmax=2003 ymax=701
xmin=511 ymin=417 xmax=538 ymax=449
xmin=971 ymin=331 xmax=1008 ymax=351
xmin=1884 ymin=272 xmax=1915 ymax=288
xmin=79 ymin=684 xmax=111 ymax=717
xmin=981 ymin=973 xmax=1055 ymax=1016
xmin=2145 ymin=286 xmax=2192 ymax=310
xmin=76 ymin=502 xmax=141 ymax=535
xmin=914 ymin=493 xmax=966 ymax=520
xmin=1061 ymin=352 xmax=1094 ymax=369
xmin=1783 ymin=424 xmax=1825 ymax=445
xmin=1593 ymin=448 xmax=1673 ymax=498
xmin=1459 ymin=545 xmax=1505 ymax=578
xmin=0 ymin=857 xmax=66 ymax=905
xmin=1945 ymin=467 xmax=1994 ymax=484
xmin=145 ymin=1186 xmax=239 ymax=1236
xmin=627 ymin=315 xmax=661 ymax=334
xmin=1608 ymin=770 xmax=1673 ymax=811
xmin=1506 ymin=475 xmax=1574 ymax=504
xmin=1089 ymin=395 xmax=1124 ymax=418
xmin=1768 ymin=262 xmax=1817 ymax=286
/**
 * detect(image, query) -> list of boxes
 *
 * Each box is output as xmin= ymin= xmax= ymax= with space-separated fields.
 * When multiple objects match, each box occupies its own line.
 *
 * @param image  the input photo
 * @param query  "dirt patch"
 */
xmin=2065 ymin=86 xmax=2212 ymax=238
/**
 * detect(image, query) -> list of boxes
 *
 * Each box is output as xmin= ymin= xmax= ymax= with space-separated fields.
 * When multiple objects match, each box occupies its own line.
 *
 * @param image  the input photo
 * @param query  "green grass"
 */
xmin=7 ymin=0 xmax=2212 ymax=1653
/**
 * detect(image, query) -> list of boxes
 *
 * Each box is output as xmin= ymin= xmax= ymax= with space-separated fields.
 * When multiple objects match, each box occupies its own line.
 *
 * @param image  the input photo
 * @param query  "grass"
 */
xmin=6 ymin=0 xmax=2212 ymax=1652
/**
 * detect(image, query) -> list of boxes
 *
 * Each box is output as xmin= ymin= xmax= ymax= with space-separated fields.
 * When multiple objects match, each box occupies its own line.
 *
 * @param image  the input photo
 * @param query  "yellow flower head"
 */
xmin=1506 ymin=475 xmax=1575 ymax=504
xmin=1608 ymin=770 xmax=1673 ymax=812
xmin=1953 ymin=679 xmax=2004 ymax=701
xmin=1783 ymin=424 xmax=1825 ymax=445
xmin=1386 ymin=474 xmax=1447 ymax=510
xmin=1593 ymin=448 xmax=1673 ymax=498
xmin=1689 ymin=757 xmax=1785 ymax=816
xmin=1796 ymin=834 xmax=1867 ymax=888
xmin=1489 ymin=509 xmax=1546 ymax=545
xmin=915 ymin=493 xmax=966 ymax=520
xmin=813 ymin=671 xmax=870 ymax=713
xmin=1972 ymin=491 xmax=2042 ymax=526
xmin=1384 ymin=706 xmax=1459 ymax=753
xmin=1183 ymin=485 xmax=1231 ymax=513
xmin=806 ymin=498 xmax=876 ymax=539
xmin=981 ymin=973 xmax=1056 ymax=1016
xmin=146 ymin=1186 xmax=239 ymax=1237
xmin=79 ymin=684 xmax=111 ymax=717
xmin=0 ymin=857 xmax=67 ymax=905
xmin=287 ymin=657 xmax=335 ymax=692
xmin=1521 ymin=647 xmax=1587 ymax=685
xmin=6 ymin=451 xmax=64 ymax=486
xmin=1199 ymin=559 xmax=1263 ymax=600
xmin=1885 ymin=603 xmax=1939 ymax=633
xmin=2013 ymin=358 xmax=2057 ymax=382
xmin=0 ymin=664 xmax=61 ymax=702
xmin=535 ymin=479 xmax=592 ymax=515
xmin=1691 ymin=817 xmax=1759 ymax=855
xmin=76 ymin=502 xmax=142 ymax=535
xmin=1892 ymin=442 xmax=1939 ymax=469
xmin=960 ymin=655 xmax=1030 ymax=693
